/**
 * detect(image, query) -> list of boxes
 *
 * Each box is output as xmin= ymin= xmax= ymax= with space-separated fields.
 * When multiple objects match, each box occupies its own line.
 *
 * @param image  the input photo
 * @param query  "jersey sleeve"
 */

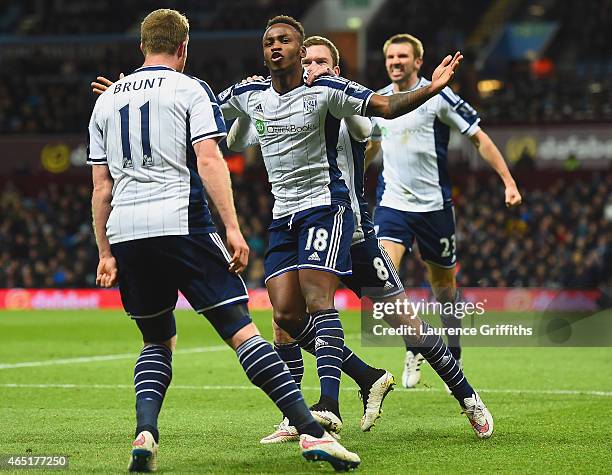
xmin=370 ymin=117 xmax=382 ymax=142
xmin=226 ymin=117 xmax=260 ymax=152
xmin=87 ymin=98 xmax=107 ymax=165
xmin=344 ymin=115 xmax=372 ymax=143
xmin=437 ymin=87 xmax=481 ymax=136
xmin=217 ymin=83 xmax=252 ymax=120
xmin=319 ymin=77 xmax=374 ymax=119
xmin=188 ymin=79 xmax=227 ymax=144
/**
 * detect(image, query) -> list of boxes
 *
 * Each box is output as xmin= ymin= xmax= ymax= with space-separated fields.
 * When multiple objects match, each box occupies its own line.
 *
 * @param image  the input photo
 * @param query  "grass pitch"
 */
xmin=1 ymin=310 xmax=611 ymax=473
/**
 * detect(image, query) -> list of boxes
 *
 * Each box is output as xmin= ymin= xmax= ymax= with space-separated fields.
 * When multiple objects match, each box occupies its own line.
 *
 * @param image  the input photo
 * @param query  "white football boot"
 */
xmin=359 ymin=371 xmax=395 ymax=431
xmin=310 ymin=405 xmax=343 ymax=436
xmin=300 ymin=431 xmax=360 ymax=471
xmin=402 ymin=351 xmax=424 ymax=388
xmin=128 ymin=431 xmax=158 ymax=472
xmin=462 ymin=392 xmax=494 ymax=439
xmin=260 ymin=417 xmax=300 ymax=444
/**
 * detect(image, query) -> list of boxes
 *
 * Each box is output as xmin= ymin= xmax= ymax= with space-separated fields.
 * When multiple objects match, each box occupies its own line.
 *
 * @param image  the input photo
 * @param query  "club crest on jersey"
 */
xmin=303 ymin=95 xmax=317 ymax=113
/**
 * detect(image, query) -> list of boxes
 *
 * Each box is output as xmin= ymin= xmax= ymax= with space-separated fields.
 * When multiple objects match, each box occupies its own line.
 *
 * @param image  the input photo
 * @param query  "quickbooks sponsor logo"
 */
xmin=258 ymin=123 xmax=317 ymax=135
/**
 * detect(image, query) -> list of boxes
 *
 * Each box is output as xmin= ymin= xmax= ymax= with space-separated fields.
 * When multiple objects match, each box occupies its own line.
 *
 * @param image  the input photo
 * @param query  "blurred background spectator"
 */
xmin=0 ymin=0 xmax=610 ymax=290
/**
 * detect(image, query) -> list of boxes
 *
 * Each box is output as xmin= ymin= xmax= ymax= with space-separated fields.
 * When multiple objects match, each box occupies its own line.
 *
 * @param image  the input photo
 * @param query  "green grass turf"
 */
xmin=1 ymin=310 xmax=611 ymax=474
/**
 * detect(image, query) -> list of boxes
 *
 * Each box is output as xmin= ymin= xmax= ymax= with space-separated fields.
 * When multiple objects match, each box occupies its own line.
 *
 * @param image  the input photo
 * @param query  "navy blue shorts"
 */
xmin=111 ymin=233 xmax=250 ymax=318
xmin=264 ymin=205 xmax=354 ymax=282
xmin=341 ymin=237 xmax=404 ymax=299
xmin=374 ymin=206 xmax=457 ymax=268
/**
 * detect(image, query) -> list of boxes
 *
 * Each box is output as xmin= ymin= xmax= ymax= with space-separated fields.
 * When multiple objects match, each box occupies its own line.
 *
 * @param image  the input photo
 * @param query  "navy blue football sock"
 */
xmin=311 ymin=309 xmax=344 ymax=403
xmin=440 ymin=290 xmax=462 ymax=360
xmin=133 ymin=344 xmax=173 ymax=442
xmin=291 ymin=313 xmax=380 ymax=389
xmin=419 ymin=322 xmax=473 ymax=402
xmin=274 ymin=342 xmax=304 ymax=389
xmin=236 ymin=335 xmax=322 ymax=437
xmin=342 ymin=348 xmax=384 ymax=389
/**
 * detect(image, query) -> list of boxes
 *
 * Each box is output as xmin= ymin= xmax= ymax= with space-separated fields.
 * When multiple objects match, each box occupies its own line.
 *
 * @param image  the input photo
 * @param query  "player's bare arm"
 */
xmin=305 ymin=51 xmax=462 ymax=119
xmin=194 ymin=138 xmax=249 ymax=273
xmin=364 ymin=140 xmax=381 ymax=170
xmin=367 ymin=52 xmax=462 ymax=118
xmin=470 ymin=130 xmax=522 ymax=207
xmin=91 ymin=164 xmax=117 ymax=288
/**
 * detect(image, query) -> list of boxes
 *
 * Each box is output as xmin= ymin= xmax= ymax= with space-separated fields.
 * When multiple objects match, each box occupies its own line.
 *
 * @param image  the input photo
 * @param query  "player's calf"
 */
xmin=132 ymin=312 xmax=176 ymax=446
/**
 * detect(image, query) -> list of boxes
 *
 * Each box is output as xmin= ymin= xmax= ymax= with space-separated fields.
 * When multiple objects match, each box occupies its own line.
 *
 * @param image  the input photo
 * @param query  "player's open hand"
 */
xmin=430 ymin=52 xmax=462 ymax=94
xmin=96 ymin=256 xmax=118 ymax=288
xmin=225 ymin=228 xmax=250 ymax=274
xmin=505 ymin=184 xmax=522 ymax=207
xmin=305 ymin=64 xmax=335 ymax=86
xmin=91 ymin=73 xmax=124 ymax=95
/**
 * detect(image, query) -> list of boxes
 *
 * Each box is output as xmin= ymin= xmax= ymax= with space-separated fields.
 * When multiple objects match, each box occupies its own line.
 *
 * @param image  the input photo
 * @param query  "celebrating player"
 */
xmin=216 ymin=15 xmax=462 ymax=436
xmin=366 ymin=34 xmax=522 ymax=389
xmin=227 ymin=34 xmax=494 ymax=441
xmin=88 ymin=9 xmax=361 ymax=471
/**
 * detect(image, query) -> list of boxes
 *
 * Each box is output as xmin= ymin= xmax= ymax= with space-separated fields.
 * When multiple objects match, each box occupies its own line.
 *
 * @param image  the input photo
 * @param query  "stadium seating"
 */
xmin=2 ymin=170 xmax=609 ymax=290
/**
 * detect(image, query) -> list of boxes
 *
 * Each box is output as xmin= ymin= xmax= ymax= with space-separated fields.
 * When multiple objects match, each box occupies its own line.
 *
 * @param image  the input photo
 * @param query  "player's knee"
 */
xmin=227 ymin=322 xmax=260 ymax=350
xmin=144 ymin=335 xmax=177 ymax=353
xmin=272 ymin=320 xmax=295 ymax=344
xmin=429 ymin=269 xmax=456 ymax=303
xmin=432 ymin=283 xmax=456 ymax=303
xmin=135 ymin=311 xmax=177 ymax=347
xmin=273 ymin=308 xmax=302 ymax=335
xmin=202 ymin=302 xmax=253 ymax=341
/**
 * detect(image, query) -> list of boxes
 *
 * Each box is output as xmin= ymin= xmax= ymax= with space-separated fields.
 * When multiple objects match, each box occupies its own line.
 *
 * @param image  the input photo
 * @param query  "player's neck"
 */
xmin=142 ymin=54 xmax=180 ymax=71
xmin=393 ymin=75 xmax=419 ymax=93
xmin=270 ymin=64 xmax=303 ymax=94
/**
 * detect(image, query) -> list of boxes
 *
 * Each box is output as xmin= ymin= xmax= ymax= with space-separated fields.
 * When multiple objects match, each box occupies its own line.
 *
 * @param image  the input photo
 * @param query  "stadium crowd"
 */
xmin=2 ymin=0 xmax=612 ymax=132
xmin=1 ymin=170 xmax=610 ymax=290
xmin=1 ymin=0 xmax=309 ymax=34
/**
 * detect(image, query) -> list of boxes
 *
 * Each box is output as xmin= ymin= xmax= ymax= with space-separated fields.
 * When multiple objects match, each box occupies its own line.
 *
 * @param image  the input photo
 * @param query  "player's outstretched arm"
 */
xmin=194 ymin=139 xmax=249 ymax=273
xmin=366 ymin=52 xmax=463 ymax=119
xmin=91 ymin=74 xmax=123 ymax=95
xmin=91 ymin=165 xmax=117 ymax=287
xmin=470 ymin=130 xmax=522 ymax=207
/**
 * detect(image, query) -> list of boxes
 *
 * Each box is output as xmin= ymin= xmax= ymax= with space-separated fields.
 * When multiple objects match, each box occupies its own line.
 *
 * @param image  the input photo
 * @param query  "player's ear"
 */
xmin=177 ymin=41 xmax=187 ymax=59
xmin=140 ymin=42 xmax=144 ymax=55
xmin=333 ymin=66 xmax=340 ymax=76
xmin=300 ymin=45 xmax=307 ymax=59
xmin=415 ymin=56 xmax=423 ymax=70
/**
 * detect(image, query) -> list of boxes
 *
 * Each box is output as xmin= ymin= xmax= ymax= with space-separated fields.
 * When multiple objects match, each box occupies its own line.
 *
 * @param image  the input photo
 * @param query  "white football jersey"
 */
xmin=335 ymin=119 xmax=376 ymax=244
xmin=372 ymin=77 xmax=481 ymax=212
xmin=218 ymin=76 xmax=374 ymax=219
xmin=87 ymin=65 xmax=226 ymax=244
xmin=226 ymin=115 xmax=375 ymax=244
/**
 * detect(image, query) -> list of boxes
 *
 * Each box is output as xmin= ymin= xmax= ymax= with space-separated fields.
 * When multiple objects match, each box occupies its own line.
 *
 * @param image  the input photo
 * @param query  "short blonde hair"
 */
xmin=383 ymin=33 xmax=424 ymax=59
xmin=141 ymin=9 xmax=189 ymax=56
xmin=304 ymin=36 xmax=340 ymax=67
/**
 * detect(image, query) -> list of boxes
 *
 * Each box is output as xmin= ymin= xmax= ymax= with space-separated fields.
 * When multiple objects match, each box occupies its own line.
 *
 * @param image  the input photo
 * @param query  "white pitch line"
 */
xmin=1 ymin=383 xmax=611 ymax=397
xmin=0 ymin=334 xmax=361 ymax=371
xmin=0 ymin=345 xmax=229 ymax=370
